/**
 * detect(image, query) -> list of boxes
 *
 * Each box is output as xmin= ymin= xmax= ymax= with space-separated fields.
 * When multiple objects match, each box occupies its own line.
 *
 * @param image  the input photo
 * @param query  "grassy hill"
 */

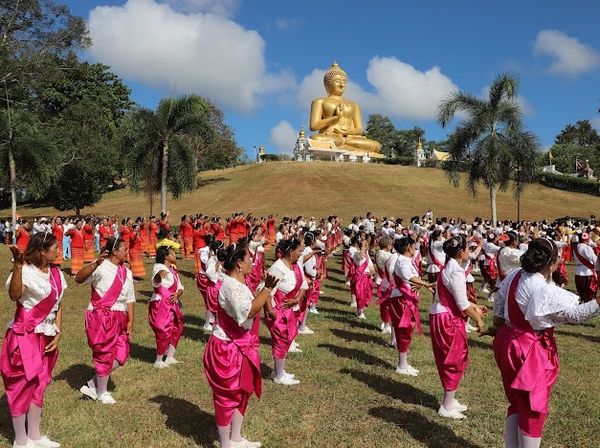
xmin=5 ymin=162 xmax=600 ymax=220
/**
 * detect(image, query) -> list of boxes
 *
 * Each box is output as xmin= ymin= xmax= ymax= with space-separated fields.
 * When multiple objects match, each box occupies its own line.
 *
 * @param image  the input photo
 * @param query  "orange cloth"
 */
xmin=70 ymin=247 xmax=84 ymax=275
xmin=129 ymin=248 xmax=146 ymax=279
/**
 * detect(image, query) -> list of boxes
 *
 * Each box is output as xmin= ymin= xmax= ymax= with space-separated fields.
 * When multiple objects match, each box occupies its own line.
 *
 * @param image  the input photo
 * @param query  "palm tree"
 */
xmin=0 ymin=108 xmax=55 ymax=230
xmin=126 ymin=95 xmax=214 ymax=213
xmin=438 ymin=74 xmax=540 ymax=223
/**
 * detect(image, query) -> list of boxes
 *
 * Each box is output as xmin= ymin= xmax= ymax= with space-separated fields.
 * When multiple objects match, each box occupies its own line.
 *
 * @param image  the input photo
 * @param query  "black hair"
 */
xmin=277 ymin=236 xmax=302 ymax=256
xmin=394 ymin=236 xmax=416 ymax=255
xmin=442 ymin=235 xmax=467 ymax=259
xmin=520 ymin=238 xmax=558 ymax=273
xmin=157 ymin=228 xmax=168 ymax=239
xmin=209 ymin=239 xmax=224 ymax=253
xmin=204 ymin=233 xmax=215 ymax=246
xmin=103 ymin=237 xmax=126 ymax=255
xmin=304 ymin=232 xmax=315 ymax=246
xmin=216 ymin=240 xmax=249 ymax=272
xmin=155 ymin=246 xmax=172 ymax=264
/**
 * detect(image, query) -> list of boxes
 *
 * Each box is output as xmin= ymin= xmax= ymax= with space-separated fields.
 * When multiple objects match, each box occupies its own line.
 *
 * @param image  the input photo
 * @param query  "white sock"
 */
xmin=217 ymin=425 xmax=231 ymax=448
xmin=96 ymin=375 xmax=109 ymax=396
xmin=230 ymin=410 xmax=244 ymax=443
xmin=274 ymin=357 xmax=285 ymax=380
xmin=441 ymin=389 xmax=456 ymax=410
xmin=166 ymin=344 xmax=176 ymax=360
xmin=398 ymin=352 xmax=409 ymax=369
xmin=12 ymin=414 xmax=27 ymax=446
xmin=299 ymin=312 xmax=309 ymax=331
xmin=390 ymin=327 xmax=396 ymax=346
xmin=155 ymin=354 xmax=164 ymax=363
xmin=26 ymin=403 xmax=42 ymax=441
xmin=518 ymin=429 xmax=541 ymax=448
xmin=504 ymin=414 xmax=519 ymax=448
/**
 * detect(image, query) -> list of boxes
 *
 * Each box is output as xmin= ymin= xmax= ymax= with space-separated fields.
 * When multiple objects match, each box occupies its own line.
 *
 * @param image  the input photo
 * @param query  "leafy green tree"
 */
xmin=365 ymin=114 xmax=397 ymax=157
xmin=439 ymin=73 xmax=540 ymax=223
xmin=393 ymin=127 xmax=425 ymax=158
xmin=555 ymin=120 xmax=600 ymax=148
xmin=196 ymin=102 xmax=242 ymax=171
xmin=50 ymin=161 xmax=105 ymax=216
xmin=0 ymin=0 xmax=88 ymax=223
xmin=127 ymin=95 xmax=214 ymax=213
xmin=0 ymin=109 xmax=55 ymax=219
xmin=549 ymin=143 xmax=600 ymax=175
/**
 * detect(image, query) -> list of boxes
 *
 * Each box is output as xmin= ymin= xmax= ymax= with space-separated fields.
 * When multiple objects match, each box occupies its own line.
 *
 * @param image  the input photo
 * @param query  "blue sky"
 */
xmin=66 ymin=0 xmax=600 ymax=156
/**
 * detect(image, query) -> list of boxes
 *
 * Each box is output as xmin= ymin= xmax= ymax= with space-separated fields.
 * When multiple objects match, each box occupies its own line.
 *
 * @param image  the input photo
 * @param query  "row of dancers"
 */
xmin=2 ymin=211 xmax=600 ymax=448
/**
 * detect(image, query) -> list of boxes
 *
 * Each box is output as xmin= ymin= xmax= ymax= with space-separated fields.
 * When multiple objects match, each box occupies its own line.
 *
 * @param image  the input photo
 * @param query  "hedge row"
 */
xmin=539 ymin=172 xmax=600 ymax=196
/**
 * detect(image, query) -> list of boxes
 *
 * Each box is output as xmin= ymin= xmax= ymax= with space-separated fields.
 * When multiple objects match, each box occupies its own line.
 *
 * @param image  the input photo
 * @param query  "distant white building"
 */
xmin=292 ymin=128 xmax=377 ymax=163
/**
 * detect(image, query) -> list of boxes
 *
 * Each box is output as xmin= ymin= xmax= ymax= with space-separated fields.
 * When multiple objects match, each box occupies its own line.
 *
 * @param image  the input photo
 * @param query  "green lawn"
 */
xmin=0 ymin=244 xmax=598 ymax=447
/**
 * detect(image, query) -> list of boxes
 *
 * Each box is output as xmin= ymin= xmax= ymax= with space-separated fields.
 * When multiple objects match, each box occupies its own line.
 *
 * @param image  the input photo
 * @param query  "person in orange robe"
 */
xmin=82 ymin=218 xmax=95 ymax=262
xmin=192 ymin=221 xmax=208 ymax=274
xmin=52 ymin=216 xmax=64 ymax=266
xmin=148 ymin=217 xmax=158 ymax=257
xmin=179 ymin=215 xmax=194 ymax=260
xmin=98 ymin=218 xmax=113 ymax=252
xmin=15 ymin=220 xmax=32 ymax=254
xmin=139 ymin=218 xmax=149 ymax=254
xmin=66 ymin=219 xmax=85 ymax=276
xmin=129 ymin=223 xmax=146 ymax=279
xmin=266 ymin=215 xmax=276 ymax=246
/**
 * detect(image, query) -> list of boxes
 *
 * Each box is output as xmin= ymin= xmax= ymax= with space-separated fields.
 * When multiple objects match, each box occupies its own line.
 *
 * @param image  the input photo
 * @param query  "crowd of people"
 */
xmin=1 ymin=209 xmax=599 ymax=448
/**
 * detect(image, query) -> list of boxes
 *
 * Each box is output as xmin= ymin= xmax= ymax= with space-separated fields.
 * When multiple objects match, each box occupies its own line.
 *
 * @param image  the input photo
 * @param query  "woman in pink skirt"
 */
xmin=149 ymin=246 xmax=184 ymax=369
xmin=1 ymin=233 xmax=66 ymax=448
xmin=429 ymin=235 xmax=487 ymax=420
xmin=76 ymin=237 xmax=136 ymax=405
xmin=204 ymin=241 xmax=278 ymax=448
xmin=490 ymin=238 xmax=600 ymax=448
xmin=265 ymin=237 xmax=308 ymax=385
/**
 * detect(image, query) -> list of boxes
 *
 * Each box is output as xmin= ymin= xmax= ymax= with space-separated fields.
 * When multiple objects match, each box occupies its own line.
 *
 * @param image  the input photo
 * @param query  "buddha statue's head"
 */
xmin=324 ymin=62 xmax=347 ymax=96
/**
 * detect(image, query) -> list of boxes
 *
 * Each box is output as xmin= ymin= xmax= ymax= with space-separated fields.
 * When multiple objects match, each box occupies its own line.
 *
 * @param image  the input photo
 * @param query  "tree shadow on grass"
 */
xmin=369 ymin=406 xmax=482 ymax=448
xmin=182 ymin=326 xmax=210 ymax=344
xmin=130 ymin=342 xmax=158 ymax=364
xmin=318 ymin=343 xmax=394 ymax=369
xmin=330 ymin=328 xmax=387 ymax=346
xmin=318 ymin=295 xmax=347 ymax=305
xmin=326 ymin=284 xmax=349 ymax=293
xmin=0 ymin=394 xmax=13 ymax=442
xmin=178 ymin=270 xmax=197 ymax=280
xmin=150 ymin=395 xmax=217 ymax=447
xmin=326 ymin=315 xmax=381 ymax=332
xmin=341 ymin=368 xmax=438 ymax=409
xmin=556 ymin=329 xmax=600 ymax=344
xmin=185 ymin=314 xmax=207 ymax=328
xmin=468 ymin=338 xmax=493 ymax=350
xmin=54 ymin=363 xmax=115 ymax=393
xmin=318 ymin=306 xmax=354 ymax=317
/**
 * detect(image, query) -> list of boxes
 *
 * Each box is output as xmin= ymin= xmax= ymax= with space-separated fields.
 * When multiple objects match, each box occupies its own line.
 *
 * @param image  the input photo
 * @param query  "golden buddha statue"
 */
xmin=309 ymin=62 xmax=382 ymax=154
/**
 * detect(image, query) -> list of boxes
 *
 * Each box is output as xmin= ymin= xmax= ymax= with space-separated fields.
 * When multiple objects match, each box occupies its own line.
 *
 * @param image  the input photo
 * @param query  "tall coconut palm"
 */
xmin=126 ymin=95 xmax=214 ymax=213
xmin=438 ymin=74 xmax=540 ymax=223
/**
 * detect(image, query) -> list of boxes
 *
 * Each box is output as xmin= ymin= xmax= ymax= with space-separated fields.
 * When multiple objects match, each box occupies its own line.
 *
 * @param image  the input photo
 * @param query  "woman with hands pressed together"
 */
xmin=148 ymin=246 xmax=184 ymax=369
xmin=390 ymin=236 xmax=435 ymax=377
xmin=76 ymin=237 xmax=135 ymax=405
xmin=1 ymin=232 xmax=67 ymax=448
xmin=204 ymin=240 xmax=279 ymax=448
xmin=430 ymin=235 xmax=487 ymax=420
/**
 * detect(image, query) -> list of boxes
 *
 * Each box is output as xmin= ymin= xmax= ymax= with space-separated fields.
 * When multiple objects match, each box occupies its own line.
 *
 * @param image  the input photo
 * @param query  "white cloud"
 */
xmin=269 ymin=120 xmax=298 ymax=153
xmin=88 ymin=0 xmax=293 ymax=112
xmin=533 ymin=29 xmax=600 ymax=75
xmin=297 ymin=57 xmax=458 ymax=120
xmin=163 ymin=0 xmax=239 ymax=17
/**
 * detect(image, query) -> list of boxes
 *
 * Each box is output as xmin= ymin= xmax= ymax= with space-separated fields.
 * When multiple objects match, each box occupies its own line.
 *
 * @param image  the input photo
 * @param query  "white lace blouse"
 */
xmin=494 ymin=269 xmax=600 ymax=330
xmin=212 ymin=275 xmax=254 ymax=341
xmin=85 ymin=261 xmax=135 ymax=312
xmin=150 ymin=263 xmax=184 ymax=302
xmin=5 ymin=264 xmax=68 ymax=336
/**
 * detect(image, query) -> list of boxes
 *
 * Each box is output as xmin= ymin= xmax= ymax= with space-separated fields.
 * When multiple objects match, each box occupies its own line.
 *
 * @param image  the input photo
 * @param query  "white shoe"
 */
xmin=380 ymin=322 xmax=386 ymax=331
xmin=357 ymin=312 xmax=366 ymax=320
xmin=452 ymin=399 xmax=468 ymax=412
xmin=288 ymin=345 xmax=303 ymax=353
xmin=384 ymin=324 xmax=392 ymax=334
xmin=13 ymin=442 xmax=34 ymax=448
xmin=345 ymin=280 xmax=351 ymax=286
xmin=309 ymin=307 xmax=320 ymax=315
xmin=488 ymin=292 xmax=496 ymax=303
xmin=273 ymin=375 xmax=300 ymax=385
xmin=97 ymin=392 xmax=117 ymax=405
xmin=230 ymin=438 xmax=262 ymax=448
xmin=466 ymin=323 xmax=477 ymax=333
xmin=438 ymin=405 xmax=466 ymax=419
xmin=319 ymin=290 xmax=324 ymax=294
xmin=80 ymin=380 xmax=97 ymax=400
xmin=153 ymin=360 xmax=168 ymax=369
xmin=350 ymin=298 xmax=357 ymax=308
xmin=202 ymin=324 xmax=214 ymax=332
xmin=395 ymin=366 xmax=419 ymax=376
xmin=28 ymin=436 xmax=60 ymax=448
xmin=164 ymin=357 xmax=180 ymax=366
xmin=298 ymin=326 xmax=314 ymax=335
xmin=481 ymin=287 xmax=490 ymax=294
xmin=270 ymin=370 xmax=295 ymax=380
